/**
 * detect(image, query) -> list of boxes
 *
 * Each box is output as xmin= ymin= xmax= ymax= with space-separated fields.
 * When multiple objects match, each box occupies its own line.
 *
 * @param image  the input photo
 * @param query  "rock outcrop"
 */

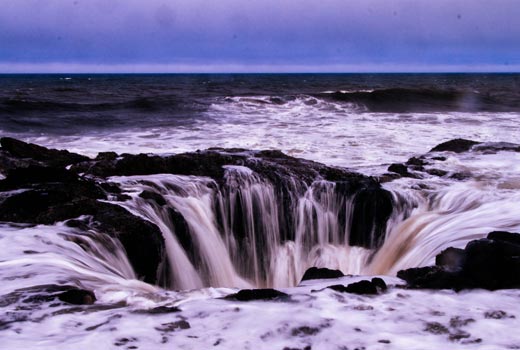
xmin=398 ymin=231 xmax=520 ymax=291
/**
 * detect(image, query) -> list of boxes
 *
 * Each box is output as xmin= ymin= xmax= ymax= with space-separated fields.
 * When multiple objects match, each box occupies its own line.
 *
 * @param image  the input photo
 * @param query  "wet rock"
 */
xmin=224 ymin=288 xmax=289 ymax=301
xmin=328 ymin=278 xmax=387 ymax=295
xmin=398 ymin=231 xmax=520 ymax=290
xmin=349 ymin=187 xmax=393 ymax=248
xmin=430 ymin=139 xmax=480 ymax=153
xmin=155 ymin=320 xmax=190 ymax=332
xmin=463 ymin=237 xmax=520 ymax=290
xmin=57 ymin=289 xmax=96 ymax=305
xmin=435 ymin=247 xmax=466 ymax=272
xmin=396 ymin=266 xmax=465 ymax=290
xmin=406 ymin=156 xmax=427 ymax=167
xmin=139 ymin=190 xmax=167 ymax=206
xmin=300 ymin=267 xmax=344 ymax=282
xmin=426 ymin=168 xmax=448 ymax=177
xmin=388 ymin=163 xmax=414 ymax=178
xmin=95 ymin=152 xmax=118 ymax=161
xmin=0 ymin=137 xmax=89 ymax=167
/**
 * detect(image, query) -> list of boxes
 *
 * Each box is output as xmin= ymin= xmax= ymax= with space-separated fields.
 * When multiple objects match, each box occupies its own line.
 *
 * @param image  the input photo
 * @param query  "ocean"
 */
xmin=1 ymin=73 xmax=519 ymax=167
xmin=1 ymin=73 xmax=520 ymax=349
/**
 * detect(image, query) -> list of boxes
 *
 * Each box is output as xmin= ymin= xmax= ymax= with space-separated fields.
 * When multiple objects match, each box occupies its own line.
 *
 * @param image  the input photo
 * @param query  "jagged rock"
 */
xmin=430 ymin=139 xmax=480 ymax=153
xmin=224 ymin=288 xmax=289 ymax=301
xmin=0 ymin=137 xmax=89 ymax=167
xmin=300 ymin=267 xmax=344 ymax=282
xmin=57 ymin=289 xmax=96 ymax=305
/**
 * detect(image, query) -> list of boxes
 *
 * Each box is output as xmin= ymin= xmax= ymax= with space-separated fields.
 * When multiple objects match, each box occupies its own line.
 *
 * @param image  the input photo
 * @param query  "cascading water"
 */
xmin=109 ymin=158 xmax=520 ymax=290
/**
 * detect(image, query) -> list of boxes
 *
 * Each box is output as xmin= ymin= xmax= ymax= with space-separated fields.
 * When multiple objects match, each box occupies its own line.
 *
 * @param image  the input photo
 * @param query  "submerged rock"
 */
xmin=300 ymin=267 xmax=344 ymax=282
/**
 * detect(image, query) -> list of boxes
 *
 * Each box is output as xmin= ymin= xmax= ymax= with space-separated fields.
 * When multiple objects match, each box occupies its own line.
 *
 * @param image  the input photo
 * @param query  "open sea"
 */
xmin=1 ymin=73 xmax=519 ymax=168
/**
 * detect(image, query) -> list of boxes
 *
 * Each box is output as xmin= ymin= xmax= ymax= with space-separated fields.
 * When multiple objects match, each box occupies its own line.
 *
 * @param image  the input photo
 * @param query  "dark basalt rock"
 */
xmin=435 ymin=247 xmax=466 ymax=272
xmin=397 ymin=266 xmax=465 ymax=290
xmin=430 ymin=139 xmax=480 ymax=153
xmin=388 ymin=163 xmax=418 ymax=178
xmin=463 ymin=237 xmax=520 ymax=290
xmin=328 ymin=278 xmax=387 ymax=295
xmin=57 ymin=289 xmax=96 ymax=305
xmin=139 ymin=190 xmax=167 ymax=206
xmin=0 ymin=137 xmax=89 ymax=167
xmin=349 ymin=187 xmax=393 ymax=248
xmin=224 ymin=288 xmax=289 ymax=301
xmin=398 ymin=231 xmax=520 ymax=291
xmin=300 ymin=267 xmax=344 ymax=282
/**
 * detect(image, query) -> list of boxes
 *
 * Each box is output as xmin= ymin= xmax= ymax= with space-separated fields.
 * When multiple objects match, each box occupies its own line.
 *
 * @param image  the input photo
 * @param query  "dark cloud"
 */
xmin=0 ymin=0 xmax=518 ymax=71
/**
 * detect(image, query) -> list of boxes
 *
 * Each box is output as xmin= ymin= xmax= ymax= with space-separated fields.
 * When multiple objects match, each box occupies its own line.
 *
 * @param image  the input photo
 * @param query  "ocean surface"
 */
xmin=2 ymin=74 xmax=520 ymax=349
xmin=1 ymin=73 xmax=519 ymax=168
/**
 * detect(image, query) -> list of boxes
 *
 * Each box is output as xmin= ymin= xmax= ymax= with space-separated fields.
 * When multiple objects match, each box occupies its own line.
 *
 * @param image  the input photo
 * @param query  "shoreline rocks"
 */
xmin=398 ymin=231 xmax=520 ymax=291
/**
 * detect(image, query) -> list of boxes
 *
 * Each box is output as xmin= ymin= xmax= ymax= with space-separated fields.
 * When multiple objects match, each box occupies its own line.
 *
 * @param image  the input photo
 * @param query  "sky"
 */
xmin=0 ymin=0 xmax=519 ymax=73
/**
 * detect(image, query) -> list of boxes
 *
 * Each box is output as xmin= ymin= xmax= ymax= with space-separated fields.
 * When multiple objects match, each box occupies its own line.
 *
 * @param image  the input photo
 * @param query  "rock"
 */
xmin=406 ymin=157 xmax=427 ymax=167
xmin=139 ymin=190 xmax=167 ymax=206
xmin=388 ymin=163 xmax=410 ymax=177
xmin=0 ymin=137 xmax=89 ymax=167
xmin=95 ymin=152 xmax=118 ymax=161
xmin=426 ymin=168 xmax=448 ymax=177
xmin=396 ymin=266 xmax=465 ymax=290
xmin=328 ymin=278 xmax=387 ymax=295
xmin=463 ymin=237 xmax=520 ymax=290
xmin=487 ymin=231 xmax=520 ymax=245
xmin=224 ymin=288 xmax=289 ymax=301
xmin=349 ymin=187 xmax=394 ymax=248
xmin=398 ymin=231 xmax=520 ymax=291
xmin=300 ymin=267 xmax=344 ymax=282
xmin=371 ymin=277 xmax=388 ymax=292
xmin=57 ymin=289 xmax=96 ymax=305
xmin=435 ymin=247 xmax=466 ymax=272
xmin=430 ymin=139 xmax=480 ymax=153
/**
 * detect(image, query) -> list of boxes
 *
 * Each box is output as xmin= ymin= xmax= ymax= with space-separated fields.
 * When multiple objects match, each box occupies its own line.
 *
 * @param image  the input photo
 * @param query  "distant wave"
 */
xmin=315 ymin=88 xmax=518 ymax=112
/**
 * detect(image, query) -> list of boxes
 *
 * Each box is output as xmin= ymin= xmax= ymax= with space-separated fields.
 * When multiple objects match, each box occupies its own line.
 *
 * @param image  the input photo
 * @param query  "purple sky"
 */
xmin=0 ymin=0 xmax=519 ymax=72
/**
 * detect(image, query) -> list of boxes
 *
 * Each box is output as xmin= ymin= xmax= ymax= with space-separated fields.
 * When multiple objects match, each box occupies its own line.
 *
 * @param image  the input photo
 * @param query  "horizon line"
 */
xmin=1 ymin=62 xmax=519 ymax=74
